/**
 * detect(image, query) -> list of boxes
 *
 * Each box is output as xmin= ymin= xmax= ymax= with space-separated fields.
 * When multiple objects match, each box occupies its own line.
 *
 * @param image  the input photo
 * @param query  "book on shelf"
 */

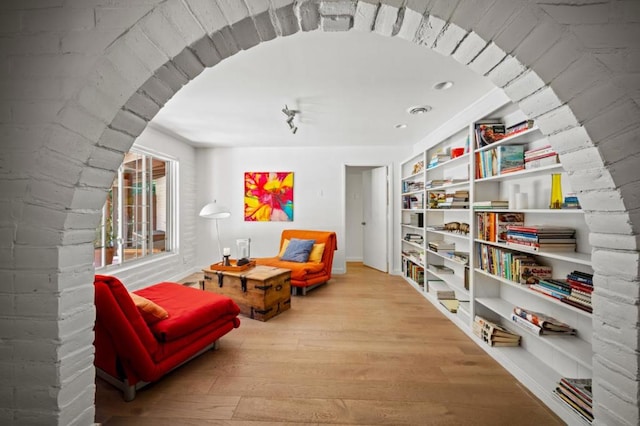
xmin=505 ymin=119 xmax=534 ymax=135
xmin=428 ymin=263 xmax=454 ymax=274
xmin=509 ymin=313 xmax=543 ymax=335
xmin=428 ymin=241 xmax=455 ymax=251
xmin=525 ymin=144 xmax=554 ymax=157
xmin=477 ymin=212 xmax=525 ymax=243
xmin=519 ymin=264 xmax=553 ymax=284
xmin=473 ymin=315 xmax=521 ymax=346
xmin=472 ymin=200 xmax=509 ymax=208
xmin=505 ymin=241 xmax=577 ymax=252
xmin=560 ymin=377 xmax=593 ymax=404
xmin=513 ymin=306 xmax=577 ymax=334
xmin=529 ymin=283 xmax=568 ymax=300
xmin=525 ymin=154 xmax=559 ymax=169
xmin=439 ymin=299 xmax=459 ymax=313
xmin=497 ymin=145 xmax=525 ymax=174
xmin=475 ymin=121 xmax=506 ymax=148
xmin=555 ymin=377 xmax=593 ymax=423
xmin=553 ymin=389 xmax=593 ymax=424
xmin=506 ymin=225 xmax=576 ymax=235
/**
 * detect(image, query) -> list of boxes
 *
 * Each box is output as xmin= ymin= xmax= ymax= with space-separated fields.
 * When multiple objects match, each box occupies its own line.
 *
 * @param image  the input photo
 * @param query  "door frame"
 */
xmin=342 ymin=163 xmax=393 ymax=273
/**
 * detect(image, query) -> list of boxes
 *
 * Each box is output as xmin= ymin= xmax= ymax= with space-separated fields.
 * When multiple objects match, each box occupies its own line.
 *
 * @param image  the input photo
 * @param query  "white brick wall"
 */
xmin=0 ymin=1 xmax=639 ymax=425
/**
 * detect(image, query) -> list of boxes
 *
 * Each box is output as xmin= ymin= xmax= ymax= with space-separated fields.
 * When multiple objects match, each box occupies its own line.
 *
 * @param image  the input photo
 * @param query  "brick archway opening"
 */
xmin=6 ymin=2 xmax=639 ymax=425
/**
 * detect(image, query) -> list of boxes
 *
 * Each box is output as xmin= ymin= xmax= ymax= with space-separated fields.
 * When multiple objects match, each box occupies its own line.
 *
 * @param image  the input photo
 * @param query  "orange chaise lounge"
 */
xmin=255 ymin=229 xmax=337 ymax=295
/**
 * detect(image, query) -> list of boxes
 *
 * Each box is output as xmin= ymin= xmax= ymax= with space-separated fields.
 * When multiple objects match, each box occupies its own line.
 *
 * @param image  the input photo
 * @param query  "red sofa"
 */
xmin=255 ymin=229 xmax=337 ymax=295
xmin=94 ymin=275 xmax=241 ymax=401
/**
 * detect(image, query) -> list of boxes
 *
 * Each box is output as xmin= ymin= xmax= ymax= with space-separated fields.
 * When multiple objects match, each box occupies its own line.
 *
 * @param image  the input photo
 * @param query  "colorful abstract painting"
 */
xmin=244 ymin=172 xmax=294 ymax=221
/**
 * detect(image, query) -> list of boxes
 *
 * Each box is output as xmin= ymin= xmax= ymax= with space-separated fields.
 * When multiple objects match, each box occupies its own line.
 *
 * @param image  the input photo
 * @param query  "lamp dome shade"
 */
xmin=199 ymin=202 xmax=231 ymax=219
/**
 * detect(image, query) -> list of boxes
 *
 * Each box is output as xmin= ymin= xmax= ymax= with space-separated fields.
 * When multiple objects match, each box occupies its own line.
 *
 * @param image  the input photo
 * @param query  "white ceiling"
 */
xmin=150 ymin=30 xmax=496 ymax=148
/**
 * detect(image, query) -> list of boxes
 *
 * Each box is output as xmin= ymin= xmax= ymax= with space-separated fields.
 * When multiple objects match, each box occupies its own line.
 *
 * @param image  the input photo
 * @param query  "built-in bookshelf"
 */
xmin=399 ymin=102 xmax=594 ymax=425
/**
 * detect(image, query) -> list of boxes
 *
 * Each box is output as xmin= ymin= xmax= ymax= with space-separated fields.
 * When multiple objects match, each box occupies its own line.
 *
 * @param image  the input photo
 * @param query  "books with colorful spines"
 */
xmin=506 ymin=225 xmax=575 ymax=235
xmin=497 ymin=145 xmax=525 ymax=175
xmin=505 ymin=241 xmax=577 ymax=252
xmin=513 ymin=306 xmax=577 ymax=334
xmin=519 ymin=264 xmax=553 ymax=284
xmin=565 ymin=278 xmax=593 ymax=292
xmin=559 ymin=377 xmax=593 ymax=405
xmin=553 ymin=388 xmax=594 ymax=423
xmin=529 ymin=283 xmax=567 ymax=300
xmin=537 ymin=279 xmax=572 ymax=297
xmin=525 ymin=144 xmax=554 ymax=157
xmin=505 ymin=119 xmax=534 ymax=136
xmin=567 ymin=270 xmax=593 ymax=284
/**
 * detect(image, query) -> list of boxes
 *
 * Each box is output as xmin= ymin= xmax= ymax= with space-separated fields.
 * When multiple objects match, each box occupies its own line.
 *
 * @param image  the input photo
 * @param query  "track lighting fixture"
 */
xmin=282 ymin=104 xmax=298 ymax=134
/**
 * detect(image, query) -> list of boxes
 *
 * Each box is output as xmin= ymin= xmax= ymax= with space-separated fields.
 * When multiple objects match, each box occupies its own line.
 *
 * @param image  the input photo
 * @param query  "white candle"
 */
xmin=223 ymin=247 xmax=230 ymax=256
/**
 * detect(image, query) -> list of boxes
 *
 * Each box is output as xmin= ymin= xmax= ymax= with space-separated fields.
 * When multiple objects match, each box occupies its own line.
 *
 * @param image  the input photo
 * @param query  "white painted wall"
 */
xmin=195 ymin=145 xmax=408 ymax=274
xmin=107 ymin=126 xmax=199 ymax=289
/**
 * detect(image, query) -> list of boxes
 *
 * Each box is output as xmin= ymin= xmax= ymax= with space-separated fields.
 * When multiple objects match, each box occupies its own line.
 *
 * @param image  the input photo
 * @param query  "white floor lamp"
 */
xmin=199 ymin=201 xmax=231 ymax=262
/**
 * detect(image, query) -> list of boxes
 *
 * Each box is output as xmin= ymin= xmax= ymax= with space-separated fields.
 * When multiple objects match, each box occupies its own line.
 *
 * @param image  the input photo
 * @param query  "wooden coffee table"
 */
xmin=202 ymin=265 xmax=291 ymax=321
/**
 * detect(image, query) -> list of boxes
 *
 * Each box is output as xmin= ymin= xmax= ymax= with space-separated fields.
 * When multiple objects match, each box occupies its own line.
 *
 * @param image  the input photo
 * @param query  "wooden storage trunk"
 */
xmin=202 ymin=265 xmax=291 ymax=321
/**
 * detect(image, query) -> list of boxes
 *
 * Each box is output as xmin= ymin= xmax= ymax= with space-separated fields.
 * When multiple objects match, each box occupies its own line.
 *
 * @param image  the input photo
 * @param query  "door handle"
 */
xmin=361 ymin=222 xmax=366 ymax=225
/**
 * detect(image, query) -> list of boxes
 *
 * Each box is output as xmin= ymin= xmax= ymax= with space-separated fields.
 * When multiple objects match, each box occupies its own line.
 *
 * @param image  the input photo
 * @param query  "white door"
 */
xmin=362 ymin=166 xmax=388 ymax=272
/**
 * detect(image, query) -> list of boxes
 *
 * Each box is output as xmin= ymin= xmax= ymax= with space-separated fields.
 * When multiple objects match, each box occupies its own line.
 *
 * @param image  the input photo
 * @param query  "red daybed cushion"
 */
xmin=135 ymin=282 xmax=240 ymax=343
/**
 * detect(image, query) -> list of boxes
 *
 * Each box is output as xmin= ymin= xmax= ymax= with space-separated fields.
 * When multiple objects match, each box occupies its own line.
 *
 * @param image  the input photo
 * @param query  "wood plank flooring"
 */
xmin=95 ymin=263 xmax=564 ymax=425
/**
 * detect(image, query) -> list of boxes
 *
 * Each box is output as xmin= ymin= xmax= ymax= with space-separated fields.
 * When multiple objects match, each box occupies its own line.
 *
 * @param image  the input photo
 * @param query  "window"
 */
xmin=94 ymin=149 xmax=177 ymax=268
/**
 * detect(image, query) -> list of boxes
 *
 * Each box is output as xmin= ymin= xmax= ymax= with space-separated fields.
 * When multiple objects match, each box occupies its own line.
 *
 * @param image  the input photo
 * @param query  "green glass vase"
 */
xmin=549 ymin=173 xmax=563 ymax=209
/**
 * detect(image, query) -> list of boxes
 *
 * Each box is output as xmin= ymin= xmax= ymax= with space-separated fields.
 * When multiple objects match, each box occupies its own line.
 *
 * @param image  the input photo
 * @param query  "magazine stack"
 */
xmin=554 ymin=377 xmax=593 ymax=423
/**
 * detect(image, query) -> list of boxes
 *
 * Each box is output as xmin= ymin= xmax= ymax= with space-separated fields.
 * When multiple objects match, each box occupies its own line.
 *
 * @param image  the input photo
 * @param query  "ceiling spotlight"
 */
xmin=282 ymin=104 xmax=298 ymax=134
xmin=433 ymin=81 xmax=454 ymax=90
xmin=408 ymin=105 xmax=432 ymax=115
xmin=395 ymin=123 xmax=407 ymax=129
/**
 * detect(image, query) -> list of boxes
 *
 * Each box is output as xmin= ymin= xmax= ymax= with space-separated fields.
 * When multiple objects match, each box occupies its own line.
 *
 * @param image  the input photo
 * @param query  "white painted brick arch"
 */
xmin=1 ymin=1 xmax=639 ymax=424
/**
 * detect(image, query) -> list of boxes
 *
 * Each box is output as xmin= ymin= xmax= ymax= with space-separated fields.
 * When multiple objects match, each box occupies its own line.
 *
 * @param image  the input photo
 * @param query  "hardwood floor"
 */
xmin=95 ymin=263 xmax=564 ymax=425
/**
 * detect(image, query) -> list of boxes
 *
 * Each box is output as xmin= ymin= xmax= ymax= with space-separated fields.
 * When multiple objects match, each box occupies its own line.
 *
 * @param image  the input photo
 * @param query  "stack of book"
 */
xmin=402 ymin=180 xmax=424 ymax=192
xmin=562 ymin=193 xmax=581 ymax=209
xmin=427 ymin=152 xmax=451 ymax=168
xmin=505 ymin=225 xmax=576 ymax=252
xmin=554 ymin=378 xmax=593 ymax=423
xmin=524 ymin=145 xmax=558 ymax=169
xmin=403 ymin=233 xmax=424 ymax=245
xmin=473 ymin=315 xmax=521 ymax=347
xmin=427 ymin=279 xmax=456 ymax=300
xmin=505 ymin=119 xmax=534 ymax=136
xmin=561 ymin=270 xmax=593 ymax=313
xmin=439 ymin=190 xmax=469 ymax=209
xmin=425 ymin=179 xmax=447 ymax=188
xmin=428 ymin=240 xmax=455 ymax=256
xmin=510 ymin=306 xmax=577 ymax=336
xmin=427 ymin=263 xmax=454 ymax=274
xmin=472 ymin=200 xmax=509 ymax=209
xmin=428 ymin=191 xmax=446 ymax=209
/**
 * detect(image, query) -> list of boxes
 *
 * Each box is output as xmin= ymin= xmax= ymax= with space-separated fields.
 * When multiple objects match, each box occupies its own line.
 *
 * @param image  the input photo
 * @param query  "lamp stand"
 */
xmin=215 ymin=218 xmax=223 ymax=262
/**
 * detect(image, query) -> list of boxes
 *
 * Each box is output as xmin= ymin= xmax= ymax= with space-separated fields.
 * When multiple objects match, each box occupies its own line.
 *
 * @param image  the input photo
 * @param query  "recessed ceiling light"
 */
xmin=408 ymin=105 xmax=432 ymax=115
xmin=433 ymin=81 xmax=454 ymax=90
xmin=395 ymin=124 xmax=407 ymax=129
